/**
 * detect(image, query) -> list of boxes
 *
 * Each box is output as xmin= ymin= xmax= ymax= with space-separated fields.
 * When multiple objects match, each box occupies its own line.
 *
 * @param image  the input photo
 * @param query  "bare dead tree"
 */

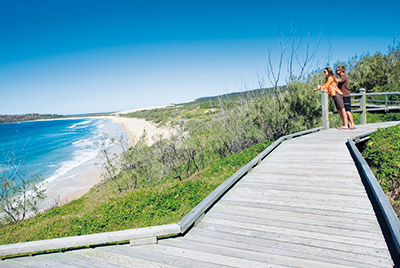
xmin=266 ymin=32 xmax=287 ymax=91
xmin=263 ymin=28 xmax=321 ymax=111
xmin=296 ymin=32 xmax=321 ymax=81
xmin=287 ymin=26 xmax=302 ymax=81
xmin=325 ymin=42 xmax=333 ymax=67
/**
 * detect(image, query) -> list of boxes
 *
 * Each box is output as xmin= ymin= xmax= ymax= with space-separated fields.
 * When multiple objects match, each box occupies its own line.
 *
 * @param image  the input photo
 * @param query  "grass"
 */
xmin=0 ymin=140 xmax=271 ymax=244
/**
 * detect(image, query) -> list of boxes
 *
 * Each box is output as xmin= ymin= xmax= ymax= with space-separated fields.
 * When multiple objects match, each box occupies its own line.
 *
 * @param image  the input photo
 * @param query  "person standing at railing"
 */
xmin=335 ymin=66 xmax=356 ymax=129
xmin=314 ymin=67 xmax=349 ymax=129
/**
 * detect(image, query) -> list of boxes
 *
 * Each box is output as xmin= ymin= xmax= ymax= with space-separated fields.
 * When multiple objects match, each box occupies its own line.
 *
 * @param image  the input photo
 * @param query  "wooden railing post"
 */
xmin=321 ymin=91 xmax=329 ymax=130
xmin=385 ymin=94 xmax=388 ymax=107
xmin=360 ymin=88 xmax=367 ymax=124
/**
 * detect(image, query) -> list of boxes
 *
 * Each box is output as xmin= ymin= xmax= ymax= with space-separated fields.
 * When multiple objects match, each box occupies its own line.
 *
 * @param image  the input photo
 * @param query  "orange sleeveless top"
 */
xmin=321 ymin=76 xmax=343 ymax=97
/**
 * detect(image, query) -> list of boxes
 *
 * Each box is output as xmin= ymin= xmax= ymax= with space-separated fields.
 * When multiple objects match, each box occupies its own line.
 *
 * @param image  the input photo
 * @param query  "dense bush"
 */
xmin=344 ymin=43 xmax=400 ymax=93
xmin=362 ymin=124 xmax=400 ymax=200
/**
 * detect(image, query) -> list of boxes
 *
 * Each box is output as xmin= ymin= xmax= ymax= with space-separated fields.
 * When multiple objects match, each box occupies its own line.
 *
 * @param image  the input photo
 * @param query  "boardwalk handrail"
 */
xmin=351 ymin=91 xmax=400 ymax=97
xmin=321 ymin=89 xmax=400 ymax=127
xmin=350 ymin=90 xmax=400 ymax=116
xmin=347 ymin=129 xmax=400 ymax=262
xmin=0 ymin=127 xmax=322 ymax=257
xmin=0 ymin=224 xmax=181 ymax=257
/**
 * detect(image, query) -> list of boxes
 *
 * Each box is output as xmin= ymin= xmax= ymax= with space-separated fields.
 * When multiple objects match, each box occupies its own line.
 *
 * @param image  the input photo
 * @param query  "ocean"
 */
xmin=0 ymin=118 xmax=124 ymax=188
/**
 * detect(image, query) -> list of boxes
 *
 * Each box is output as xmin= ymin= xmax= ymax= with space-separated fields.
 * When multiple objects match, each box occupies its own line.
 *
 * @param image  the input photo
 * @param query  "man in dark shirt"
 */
xmin=336 ymin=66 xmax=356 ymax=129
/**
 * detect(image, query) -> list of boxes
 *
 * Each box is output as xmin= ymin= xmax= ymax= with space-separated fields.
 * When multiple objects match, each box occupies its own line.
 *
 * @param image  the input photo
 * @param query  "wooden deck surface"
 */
xmin=2 ymin=122 xmax=398 ymax=267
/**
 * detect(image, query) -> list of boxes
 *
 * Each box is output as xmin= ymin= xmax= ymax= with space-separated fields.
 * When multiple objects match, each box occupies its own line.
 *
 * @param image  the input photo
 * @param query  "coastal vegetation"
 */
xmin=0 ymin=112 xmax=113 ymax=124
xmin=0 ymin=41 xmax=399 ymax=246
xmin=0 ymin=140 xmax=270 ymax=244
xmin=0 ymin=114 xmax=64 ymax=124
xmin=122 ymin=87 xmax=275 ymax=126
xmin=361 ymin=124 xmax=400 ymax=218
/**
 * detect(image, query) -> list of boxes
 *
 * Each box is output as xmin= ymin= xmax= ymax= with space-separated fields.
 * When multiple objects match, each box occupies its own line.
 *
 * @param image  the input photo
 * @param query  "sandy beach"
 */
xmin=37 ymin=109 xmax=174 ymax=211
xmin=107 ymin=116 xmax=172 ymax=146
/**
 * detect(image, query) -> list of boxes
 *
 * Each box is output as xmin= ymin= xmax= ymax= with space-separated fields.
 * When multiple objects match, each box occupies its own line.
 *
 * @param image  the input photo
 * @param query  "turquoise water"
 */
xmin=0 ymin=118 xmax=122 ymax=184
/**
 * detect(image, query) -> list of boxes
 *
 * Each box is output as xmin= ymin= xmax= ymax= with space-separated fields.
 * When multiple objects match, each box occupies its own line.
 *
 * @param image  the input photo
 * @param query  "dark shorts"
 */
xmin=343 ymin=96 xmax=351 ymax=112
xmin=333 ymin=94 xmax=345 ymax=110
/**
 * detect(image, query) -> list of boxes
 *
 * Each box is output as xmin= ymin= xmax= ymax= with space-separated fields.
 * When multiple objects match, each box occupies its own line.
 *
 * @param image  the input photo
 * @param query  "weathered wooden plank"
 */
xmin=222 ymin=194 xmax=377 ymax=217
xmin=219 ymin=199 xmax=378 ymax=220
xmin=1 ymin=254 xmax=77 ymax=268
xmin=186 ymin=228 xmax=392 ymax=268
xmin=248 ymin=170 xmax=363 ymax=179
xmin=140 ymin=243 xmax=290 ymax=268
xmin=206 ymin=210 xmax=384 ymax=241
xmin=0 ymin=259 xmax=31 ymax=267
xmin=238 ymin=181 xmax=368 ymax=196
xmin=261 ymin=159 xmax=354 ymax=166
xmin=161 ymin=237 xmax=357 ymax=268
xmin=250 ymin=167 xmax=362 ymax=179
xmin=224 ymin=191 xmax=374 ymax=211
xmin=102 ymin=244 xmax=230 ymax=268
xmin=217 ymin=198 xmax=376 ymax=219
xmin=47 ymin=251 xmax=123 ymax=268
xmin=195 ymin=221 xmax=392 ymax=259
xmin=228 ymin=186 xmax=371 ymax=203
xmin=260 ymin=152 xmax=352 ymax=161
xmin=200 ymin=216 xmax=388 ymax=249
xmin=210 ymin=205 xmax=382 ymax=233
xmin=243 ymin=175 xmax=367 ymax=188
xmin=224 ymin=192 xmax=375 ymax=212
xmin=258 ymin=162 xmax=359 ymax=171
xmin=72 ymin=247 xmax=176 ymax=268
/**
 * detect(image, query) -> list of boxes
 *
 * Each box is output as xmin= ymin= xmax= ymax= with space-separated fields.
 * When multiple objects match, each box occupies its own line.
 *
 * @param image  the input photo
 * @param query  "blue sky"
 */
xmin=1 ymin=0 xmax=399 ymax=115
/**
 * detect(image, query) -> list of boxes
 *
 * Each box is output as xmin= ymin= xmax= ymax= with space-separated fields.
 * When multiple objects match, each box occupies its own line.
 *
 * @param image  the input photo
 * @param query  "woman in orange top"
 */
xmin=314 ymin=67 xmax=348 ymax=129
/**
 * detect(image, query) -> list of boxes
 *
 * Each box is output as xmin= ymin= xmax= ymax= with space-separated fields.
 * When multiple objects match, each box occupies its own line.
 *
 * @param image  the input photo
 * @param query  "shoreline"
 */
xmin=36 ymin=118 xmax=124 ymax=211
xmin=36 ymin=112 xmax=174 ymax=211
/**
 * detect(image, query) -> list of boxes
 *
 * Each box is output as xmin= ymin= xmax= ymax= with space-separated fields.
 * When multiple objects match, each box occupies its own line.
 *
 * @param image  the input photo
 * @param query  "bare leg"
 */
xmin=338 ymin=109 xmax=344 ymax=125
xmin=338 ymin=108 xmax=348 ymax=129
xmin=347 ymin=111 xmax=355 ymax=128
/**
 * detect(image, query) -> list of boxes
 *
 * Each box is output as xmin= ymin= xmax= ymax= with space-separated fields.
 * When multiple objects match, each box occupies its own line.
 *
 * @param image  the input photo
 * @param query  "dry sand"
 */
xmin=38 ymin=110 xmax=174 ymax=211
xmin=107 ymin=116 xmax=172 ymax=146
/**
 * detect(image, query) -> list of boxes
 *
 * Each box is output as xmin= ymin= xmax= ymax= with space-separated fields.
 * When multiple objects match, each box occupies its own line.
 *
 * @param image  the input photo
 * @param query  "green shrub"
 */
xmin=362 ymin=124 xmax=400 ymax=201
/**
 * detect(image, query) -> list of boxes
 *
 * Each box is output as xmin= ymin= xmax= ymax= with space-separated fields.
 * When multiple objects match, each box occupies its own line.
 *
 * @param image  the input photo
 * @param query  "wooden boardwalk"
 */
xmin=2 ymin=122 xmax=398 ymax=267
